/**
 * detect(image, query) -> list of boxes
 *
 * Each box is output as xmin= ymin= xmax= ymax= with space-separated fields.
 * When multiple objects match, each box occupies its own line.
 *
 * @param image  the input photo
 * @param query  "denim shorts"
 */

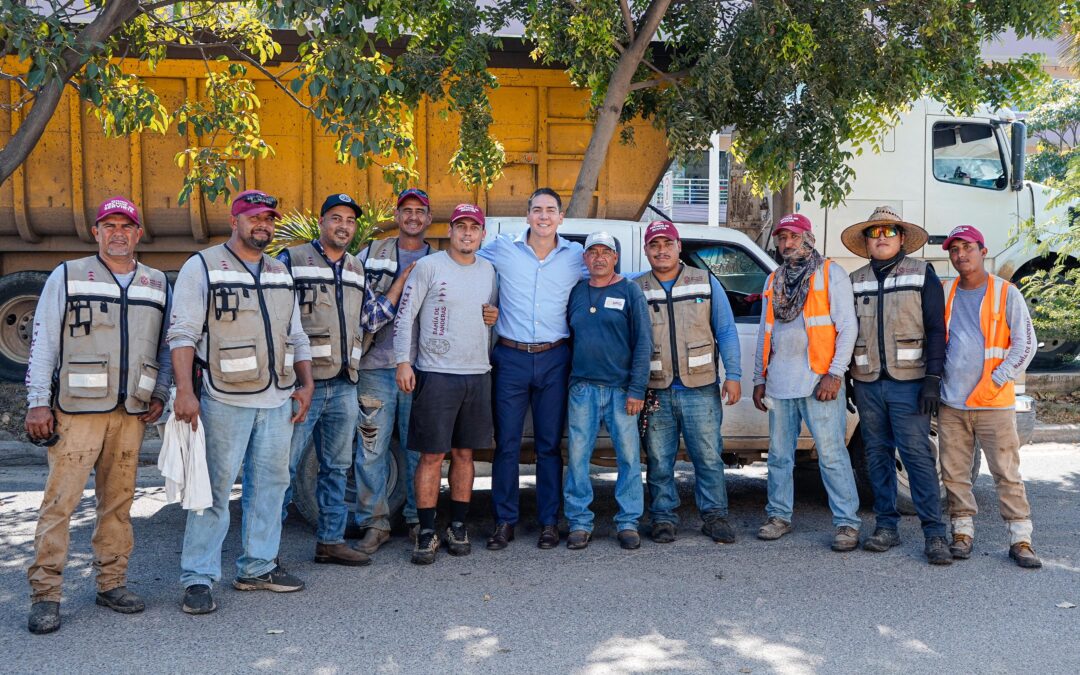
xmin=407 ymin=370 xmax=494 ymax=453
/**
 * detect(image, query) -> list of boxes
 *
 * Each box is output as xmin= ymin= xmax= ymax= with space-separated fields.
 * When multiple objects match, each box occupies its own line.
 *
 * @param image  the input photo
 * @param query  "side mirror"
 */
xmin=1010 ymin=122 xmax=1026 ymax=191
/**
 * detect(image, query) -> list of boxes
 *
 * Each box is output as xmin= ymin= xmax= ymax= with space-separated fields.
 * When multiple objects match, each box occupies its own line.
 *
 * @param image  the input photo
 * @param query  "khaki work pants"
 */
xmin=27 ymin=409 xmax=146 ymax=602
xmin=938 ymin=404 xmax=1033 ymax=544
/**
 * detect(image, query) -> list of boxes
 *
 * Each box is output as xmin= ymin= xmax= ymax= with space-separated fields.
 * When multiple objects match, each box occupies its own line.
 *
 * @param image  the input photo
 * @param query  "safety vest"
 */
xmin=361 ymin=237 xmax=433 ymax=353
xmin=56 ymin=255 xmax=168 ymax=414
xmin=198 ymin=243 xmax=297 ymax=394
xmin=944 ymin=274 xmax=1014 ymax=408
xmin=849 ymin=256 xmax=928 ymax=382
xmin=287 ymin=242 xmax=365 ymax=382
xmin=635 ymin=265 xmax=717 ymax=389
xmin=762 ymin=260 xmax=836 ymax=377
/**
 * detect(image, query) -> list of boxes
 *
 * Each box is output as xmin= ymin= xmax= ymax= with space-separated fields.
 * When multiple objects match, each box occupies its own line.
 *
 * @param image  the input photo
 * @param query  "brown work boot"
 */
xmin=356 ymin=528 xmax=391 ymax=555
xmin=949 ymin=534 xmax=973 ymax=560
xmin=757 ymin=517 xmax=793 ymax=541
xmin=831 ymin=526 xmax=860 ymax=552
xmin=314 ymin=542 xmax=371 ymax=567
xmin=1009 ymin=542 xmax=1043 ymax=569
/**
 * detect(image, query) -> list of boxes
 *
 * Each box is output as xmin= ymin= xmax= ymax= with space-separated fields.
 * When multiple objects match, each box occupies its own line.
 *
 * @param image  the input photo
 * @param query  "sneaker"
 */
xmin=924 ymin=536 xmax=953 ymax=565
xmin=181 ymin=584 xmax=217 ymax=615
xmin=28 ymin=601 xmax=60 ymax=634
xmin=1009 ymin=542 xmax=1043 ymax=569
xmin=617 ymin=529 xmax=641 ymax=550
xmin=701 ymin=515 xmax=736 ymax=544
xmin=356 ymin=528 xmax=391 ymax=555
xmin=650 ymin=522 xmax=677 ymax=544
xmin=949 ymin=533 xmax=973 ymax=559
xmin=566 ymin=530 xmax=591 ymax=550
xmin=831 ymin=526 xmax=860 ymax=552
xmin=412 ymin=530 xmax=440 ymax=565
xmin=445 ymin=523 xmax=472 ymax=557
xmin=95 ymin=586 xmax=145 ymax=614
xmin=757 ymin=517 xmax=793 ymax=541
xmin=862 ymin=528 xmax=901 ymax=552
xmin=233 ymin=566 xmax=305 ymax=592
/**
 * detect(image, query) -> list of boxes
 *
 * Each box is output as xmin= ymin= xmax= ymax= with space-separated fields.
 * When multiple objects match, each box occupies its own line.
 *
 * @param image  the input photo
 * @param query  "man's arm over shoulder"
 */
xmin=827 ymin=261 xmax=856 ymax=376
xmin=709 ymin=276 xmax=741 ymax=381
xmin=476 ymin=235 xmax=502 ymax=265
xmin=25 ymin=267 xmax=67 ymax=407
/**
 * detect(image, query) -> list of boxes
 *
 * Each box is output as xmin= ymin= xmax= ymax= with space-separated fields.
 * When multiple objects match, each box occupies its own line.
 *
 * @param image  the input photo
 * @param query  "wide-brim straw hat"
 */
xmin=841 ymin=206 xmax=929 ymax=258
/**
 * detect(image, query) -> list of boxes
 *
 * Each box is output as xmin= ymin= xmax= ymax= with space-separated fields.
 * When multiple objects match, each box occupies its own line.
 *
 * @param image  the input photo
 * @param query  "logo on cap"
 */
xmin=338 ymin=194 xmax=352 ymax=202
xmin=101 ymin=199 xmax=135 ymax=215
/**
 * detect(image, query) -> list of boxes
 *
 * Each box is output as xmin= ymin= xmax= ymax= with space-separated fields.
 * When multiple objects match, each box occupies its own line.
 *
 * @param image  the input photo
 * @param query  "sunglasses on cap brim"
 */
xmin=239 ymin=193 xmax=279 ymax=209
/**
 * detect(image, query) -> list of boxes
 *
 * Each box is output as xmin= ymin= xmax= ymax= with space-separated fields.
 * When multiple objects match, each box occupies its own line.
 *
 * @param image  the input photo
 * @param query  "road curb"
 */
xmin=1030 ymin=423 xmax=1080 ymax=444
xmin=0 ymin=440 xmax=162 ymax=467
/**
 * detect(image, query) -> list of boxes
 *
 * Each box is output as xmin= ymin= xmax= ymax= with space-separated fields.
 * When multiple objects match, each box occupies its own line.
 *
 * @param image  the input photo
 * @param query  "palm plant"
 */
xmin=268 ymin=199 xmax=395 ymax=256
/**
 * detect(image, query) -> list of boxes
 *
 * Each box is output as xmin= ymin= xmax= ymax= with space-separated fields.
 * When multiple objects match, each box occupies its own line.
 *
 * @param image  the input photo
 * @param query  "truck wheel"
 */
xmin=1029 ymin=337 xmax=1080 ymax=370
xmin=0 ymin=272 xmax=49 ymax=382
xmin=292 ymin=432 xmax=408 ymax=532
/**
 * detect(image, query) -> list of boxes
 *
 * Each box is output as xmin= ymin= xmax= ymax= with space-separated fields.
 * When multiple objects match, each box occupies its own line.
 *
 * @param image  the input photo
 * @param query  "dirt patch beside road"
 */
xmin=1032 ymin=391 xmax=1080 ymax=425
xmin=0 ymin=381 xmax=29 ymax=442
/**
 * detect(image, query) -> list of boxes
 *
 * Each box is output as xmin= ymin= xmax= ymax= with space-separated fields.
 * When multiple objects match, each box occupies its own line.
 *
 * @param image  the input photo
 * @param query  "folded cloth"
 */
xmin=158 ymin=413 xmax=211 ymax=514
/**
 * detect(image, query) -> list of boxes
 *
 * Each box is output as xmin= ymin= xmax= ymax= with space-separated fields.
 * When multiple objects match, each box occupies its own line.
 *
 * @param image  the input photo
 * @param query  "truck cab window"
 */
xmin=932 ymin=122 xmax=1007 ymax=190
xmin=681 ymin=242 xmax=769 ymax=322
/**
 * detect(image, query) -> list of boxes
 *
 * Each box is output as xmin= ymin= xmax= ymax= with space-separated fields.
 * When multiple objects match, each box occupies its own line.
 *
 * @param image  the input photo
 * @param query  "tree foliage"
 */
xmin=0 ymin=0 xmax=508 ymax=204
xmin=267 ymin=199 xmax=392 ymax=257
xmin=1024 ymin=79 xmax=1080 ymax=185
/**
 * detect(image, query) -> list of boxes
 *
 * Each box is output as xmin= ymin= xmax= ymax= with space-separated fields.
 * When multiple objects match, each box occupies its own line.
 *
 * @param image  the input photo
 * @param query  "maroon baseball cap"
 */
xmin=942 ymin=224 xmax=985 ymax=250
xmin=774 ymin=213 xmax=812 ymax=235
xmin=95 ymin=197 xmax=141 ymax=227
xmin=644 ymin=220 xmax=680 ymax=244
xmin=396 ymin=188 xmax=430 ymax=208
xmin=450 ymin=203 xmax=485 ymax=227
xmin=231 ymin=190 xmax=282 ymax=219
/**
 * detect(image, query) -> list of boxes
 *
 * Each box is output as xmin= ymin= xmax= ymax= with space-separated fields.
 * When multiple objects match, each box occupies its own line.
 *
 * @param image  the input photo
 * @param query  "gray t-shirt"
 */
xmin=393 ymin=251 xmax=498 ymax=375
xmin=942 ymin=282 xmax=1036 ymax=410
xmin=359 ymin=244 xmax=431 ymax=371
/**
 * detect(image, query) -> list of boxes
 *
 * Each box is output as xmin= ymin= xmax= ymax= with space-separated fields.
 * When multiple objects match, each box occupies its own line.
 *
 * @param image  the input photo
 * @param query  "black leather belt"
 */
xmin=497 ymin=337 xmax=569 ymax=354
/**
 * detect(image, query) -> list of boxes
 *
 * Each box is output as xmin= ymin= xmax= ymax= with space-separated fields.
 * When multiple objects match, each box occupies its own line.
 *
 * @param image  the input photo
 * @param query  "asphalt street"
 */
xmin=1 ymin=444 xmax=1078 ymax=674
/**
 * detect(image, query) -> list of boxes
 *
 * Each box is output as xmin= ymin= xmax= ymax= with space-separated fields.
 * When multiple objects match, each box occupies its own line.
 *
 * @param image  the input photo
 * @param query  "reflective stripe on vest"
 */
xmin=761 ymin=259 xmax=837 ymax=377
xmin=635 ymin=266 xmax=717 ymax=389
xmin=943 ymin=274 xmax=1015 ymax=408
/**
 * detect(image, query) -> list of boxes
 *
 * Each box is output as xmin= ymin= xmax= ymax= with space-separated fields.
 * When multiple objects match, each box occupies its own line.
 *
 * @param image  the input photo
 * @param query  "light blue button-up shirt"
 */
xmin=478 ymin=229 xmax=585 ymax=343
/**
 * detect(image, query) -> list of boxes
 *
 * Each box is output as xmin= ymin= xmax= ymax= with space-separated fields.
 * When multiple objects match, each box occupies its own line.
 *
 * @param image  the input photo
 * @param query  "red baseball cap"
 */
xmin=397 ymin=188 xmax=430 ymax=208
xmin=231 ymin=190 xmax=282 ymax=219
xmin=95 ymin=197 xmax=141 ymax=227
xmin=450 ymin=203 xmax=485 ymax=227
xmin=942 ymin=225 xmax=985 ymax=250
xmin=774 ymin=213 xmax=812 ymax=235
xmin=644 ymin=220 xmax=680 ymax=244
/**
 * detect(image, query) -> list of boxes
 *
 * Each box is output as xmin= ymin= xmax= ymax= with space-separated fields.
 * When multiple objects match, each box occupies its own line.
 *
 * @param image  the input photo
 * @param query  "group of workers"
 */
xmin=22 ymin=187 xmax=1039 ymax=635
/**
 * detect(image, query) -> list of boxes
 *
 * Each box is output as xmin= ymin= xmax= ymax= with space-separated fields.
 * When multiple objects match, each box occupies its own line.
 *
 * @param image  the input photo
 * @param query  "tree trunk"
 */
xmin=0 ymin=0 xmax=139 ymax=187
xmin=565 ymin=0 xmax=672 ymax=218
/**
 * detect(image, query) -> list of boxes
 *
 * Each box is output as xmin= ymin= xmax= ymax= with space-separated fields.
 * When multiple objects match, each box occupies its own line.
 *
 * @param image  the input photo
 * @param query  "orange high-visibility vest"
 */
xmin=762 ymin=260 xmax=837 ymax=378
xmin=943 ymin=274 xmax=1015 ymax=408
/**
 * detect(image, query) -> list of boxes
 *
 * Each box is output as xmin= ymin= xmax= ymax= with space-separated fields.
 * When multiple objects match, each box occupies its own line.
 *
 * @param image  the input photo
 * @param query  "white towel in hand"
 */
xmin=158 ymin=414 xmax=212 ymax=514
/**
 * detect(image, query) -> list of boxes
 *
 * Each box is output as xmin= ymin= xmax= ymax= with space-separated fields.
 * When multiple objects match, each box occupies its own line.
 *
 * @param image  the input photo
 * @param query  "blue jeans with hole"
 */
xmin=563 ymin=382 xmax=643 ymax=534
xmin=766 ymin=388 xmax=861 ymax=529
xmin=180 ymin=394 xmax=292 ymax=587
xmin=645 ymin=384 xmax=729 ymax=525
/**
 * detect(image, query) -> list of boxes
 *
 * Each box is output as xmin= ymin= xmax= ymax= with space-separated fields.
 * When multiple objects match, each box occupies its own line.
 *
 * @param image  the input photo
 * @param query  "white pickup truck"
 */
xmin=291 ymin=217 xmax=1036 ymax=525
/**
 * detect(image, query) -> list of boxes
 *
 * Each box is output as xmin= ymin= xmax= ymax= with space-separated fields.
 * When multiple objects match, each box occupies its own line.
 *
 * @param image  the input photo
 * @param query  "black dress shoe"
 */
xmin=486 ymin=522 xmax=515 ymax=550
xmin=537 ymin=525 xmax=559 ymax=549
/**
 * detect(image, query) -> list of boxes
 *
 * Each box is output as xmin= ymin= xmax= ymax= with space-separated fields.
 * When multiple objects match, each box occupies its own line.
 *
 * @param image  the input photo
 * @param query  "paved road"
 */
xmin=1 ymin=444 xmax=1078 ymax=674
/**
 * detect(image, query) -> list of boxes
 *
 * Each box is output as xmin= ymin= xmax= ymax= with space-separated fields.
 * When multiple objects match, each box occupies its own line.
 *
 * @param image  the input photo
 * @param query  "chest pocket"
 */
xmin=212 ymin=287 xmax=257 ymax=321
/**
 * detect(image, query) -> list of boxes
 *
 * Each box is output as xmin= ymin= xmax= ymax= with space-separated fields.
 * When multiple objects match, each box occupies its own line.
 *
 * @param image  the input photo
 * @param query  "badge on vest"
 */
xmin=604 ymin=297 xmax=625 ymax=311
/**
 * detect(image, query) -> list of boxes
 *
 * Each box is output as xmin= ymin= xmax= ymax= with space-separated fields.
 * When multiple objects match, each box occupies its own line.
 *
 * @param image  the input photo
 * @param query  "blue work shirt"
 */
xmin=567 ymin=278 xmax=652 ymax=400
xmin=659 ymin=276 xmax=742 ymax=385
xmin=478 ymin=229 xmax=585 ymax=343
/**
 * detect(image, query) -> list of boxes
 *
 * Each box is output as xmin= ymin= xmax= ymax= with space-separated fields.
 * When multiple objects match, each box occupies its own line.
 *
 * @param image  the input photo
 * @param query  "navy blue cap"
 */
xmin=320 ymin=193 xmax=363 ymax=218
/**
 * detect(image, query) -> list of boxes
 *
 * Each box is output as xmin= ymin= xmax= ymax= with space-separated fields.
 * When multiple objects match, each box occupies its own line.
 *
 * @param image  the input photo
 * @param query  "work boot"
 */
xmin=445 ymin=523 xmax=472 ymax=557
xmin=949 ymin=533 xmax=973 ymax=560
xmin=617 ymin=530 xmax=641 ymax=550
xmin=757 ymin=517 xmax=793 ymax=541
xmin=412 ymin=530 xmax=440 ymax=565
xmin=831 ymin=526 xmax=860 ymax=552
xmin=537 ymin=525 xmax=560 ymax=549
xmin=234 ymin=566 xmax=305 ymax=592
xmin=924 ymin=536 xmax=953 ymax=565
xmin=28 ymin=601 xmax=60 ymax=634
xmin=95 ymin=587 xmax=145 ymax=614
xmin=862 ymin=528 xmax=901 ymax=553
xmin=181 ymin=584 xmax=216 ymax=615
xmin=486 ymin=522 xmax=514 ymax=550
xmin=314 ymin=542 xmax=371 ymax=567
xmin=355 ymin=528 xmax=391 ymax=555
xmin=701 ymin=515 xmax=736 ymax=543
xmin=566 ymin=530 xmax=591 ymax=550
xmin=1009 ymin=542 xmax=1043 ymax=569
xmin=650 ymin=522 xmax=677 ymax=544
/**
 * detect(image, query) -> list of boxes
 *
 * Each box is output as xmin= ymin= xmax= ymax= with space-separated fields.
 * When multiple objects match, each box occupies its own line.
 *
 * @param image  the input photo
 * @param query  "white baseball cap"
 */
xmin=584 ymin=231 xmax=618 ymax=252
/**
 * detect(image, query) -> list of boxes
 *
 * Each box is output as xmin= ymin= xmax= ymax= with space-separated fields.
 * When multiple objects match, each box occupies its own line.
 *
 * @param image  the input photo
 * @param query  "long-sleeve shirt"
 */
xmin=659 ymin=275 xmax=742 ymax=384
xmin=753 ymin=260 xmax=857 ymax=399
xmin=357 ymin=243 xmax=432 ymax=370
xmin=567 ymin=278 xmax=652 ymax=400
xmin=26 ymin=265 xmax=173 ymax=408
xmin=477 ymin=229 xmax=585 ymax=343
xmin=167 ymin=254 xmax=311 ymax=409
xmin=942 ymin=281 xmax=1036 ymax=410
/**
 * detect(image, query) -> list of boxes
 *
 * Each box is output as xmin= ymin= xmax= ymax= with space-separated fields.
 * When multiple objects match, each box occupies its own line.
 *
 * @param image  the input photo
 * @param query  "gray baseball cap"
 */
xmin=584 ymin=231 xmax=618 ymax=252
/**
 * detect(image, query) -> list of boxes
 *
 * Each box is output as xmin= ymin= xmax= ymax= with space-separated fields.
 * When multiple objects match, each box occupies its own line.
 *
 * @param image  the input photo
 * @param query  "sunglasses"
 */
xmin=864 ymin=225 xmax=900 ymax=239
xmin=238 ymin=193 xmax=279 ymax=209
xmin=31 ymin=433 xmax=61 ymax=448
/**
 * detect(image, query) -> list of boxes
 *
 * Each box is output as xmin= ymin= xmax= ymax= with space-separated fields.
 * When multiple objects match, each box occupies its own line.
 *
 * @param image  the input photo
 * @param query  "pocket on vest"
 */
xmin=217 ymin=340 xmax=260 ymax=383
xmin=131 ymin=359 xmax=159 ymax=403
xmin=895 ymin=334 xmax=925 ymax=367
xmin=349 ymin=333 xmax=364 ymax=371
xmin=66 ymin=355 xmax=110 ymax=398
xmin=686 ymin=340 xmax=713 ymax=373
xmin=278 ymin=343 xmax=295 ymax=379
xmin=308 ymin=328 xmax=334 ymax=366
xmin=649 ymin=346 xmax=663 ymax=377
xmin=852 ymin=338 xmax=871 ymax=374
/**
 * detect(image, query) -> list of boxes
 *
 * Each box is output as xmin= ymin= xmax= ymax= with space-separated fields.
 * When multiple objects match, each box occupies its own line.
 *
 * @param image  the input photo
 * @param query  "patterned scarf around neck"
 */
xmin=772 ymin=231 xmax=825 ymax=323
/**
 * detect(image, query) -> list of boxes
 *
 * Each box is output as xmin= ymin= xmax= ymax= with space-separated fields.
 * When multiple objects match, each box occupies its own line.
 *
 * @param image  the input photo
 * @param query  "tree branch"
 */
xmin=628 ymin=69 xmax=688 ymax=91
xmin=619 ymin=0 xmax=636 ymax=42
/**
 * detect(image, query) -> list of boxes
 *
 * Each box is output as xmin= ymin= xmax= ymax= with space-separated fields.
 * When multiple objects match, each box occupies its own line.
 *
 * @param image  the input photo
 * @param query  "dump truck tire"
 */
xmin=0 ymin=272 xmax=49 ymax=382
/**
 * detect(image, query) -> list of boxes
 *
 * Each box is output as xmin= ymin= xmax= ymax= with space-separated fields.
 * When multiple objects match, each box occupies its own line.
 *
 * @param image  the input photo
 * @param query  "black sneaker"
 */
xmin=445 ymin=523 xmax=471 ymax=557
xmin=28 ymin=601 xmax=60 ymax=634
xmin=701 ymin=515 xmax=736 ymax=543
xmin=650 ymin=522 xmax=677 ymax=544
xmin=233 ymin=566 xmax=305 ymax=592
xmin=412 ymin=529 xmax=440 ymax=565
xmin=181 ymin=584 xmax=217 ymax=615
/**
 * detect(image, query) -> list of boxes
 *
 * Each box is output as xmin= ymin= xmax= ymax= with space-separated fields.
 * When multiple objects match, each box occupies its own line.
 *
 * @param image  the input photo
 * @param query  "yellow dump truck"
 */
xmin=0 ymin=46 xmax=671 ymax=380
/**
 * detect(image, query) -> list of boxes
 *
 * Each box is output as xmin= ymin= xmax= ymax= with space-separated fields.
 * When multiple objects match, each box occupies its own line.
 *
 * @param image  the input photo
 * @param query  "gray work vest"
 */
xmin=361 ymin=237 xmax=433 ymax=353
xmin=56 ymin=255 xmax=168 ymax=414
xmin=287 ymin=241 xmax=365 ymax=382
xmin=849 ymin=256 xmax=928 ymax=382
xmin=635 ymin=266 xmax=718 ymax=389
xmin=198 ymin=243 xmax=297 ymax=394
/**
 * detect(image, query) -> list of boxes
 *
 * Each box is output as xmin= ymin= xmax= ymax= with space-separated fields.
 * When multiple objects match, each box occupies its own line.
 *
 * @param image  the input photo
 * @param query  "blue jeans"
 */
xmin=353 ymin=368 xmax=419 ymax=530
xmin=281 ymin=377 xmax=359 ymax=544
xmin=563 ymin=382 xmax=643 ymax=533
xmin=181 ymin=394 xmax=292 ymax=587
xmin=766 ymin=389 xmax=861 ymax=529
xmin=645 ymin=384 xmax=729 ymax=524
xmin=853 ymin=379 xmax=946 ymax=537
